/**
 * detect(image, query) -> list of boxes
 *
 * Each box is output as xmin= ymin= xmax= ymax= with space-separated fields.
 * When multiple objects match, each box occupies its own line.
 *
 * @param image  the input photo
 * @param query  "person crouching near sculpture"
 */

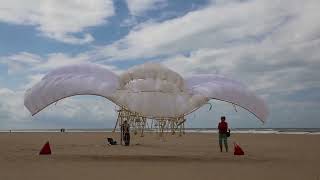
xmin=218 ymin=116 xmax=229 ymax=152
xmin=122 ymin=120 xmax=130 ymax=146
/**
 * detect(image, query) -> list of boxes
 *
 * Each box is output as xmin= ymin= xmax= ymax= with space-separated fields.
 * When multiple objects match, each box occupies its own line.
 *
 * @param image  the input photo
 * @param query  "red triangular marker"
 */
xmin=39 ymin=141 xmax=51 ymax=155
xmin=234 ymin=143 xmax=244 ymax=155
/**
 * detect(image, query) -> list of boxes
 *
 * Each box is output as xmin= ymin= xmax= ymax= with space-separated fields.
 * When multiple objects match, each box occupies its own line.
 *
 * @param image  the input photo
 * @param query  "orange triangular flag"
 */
xmin=39 ymin=141 xmax=51 ymax=155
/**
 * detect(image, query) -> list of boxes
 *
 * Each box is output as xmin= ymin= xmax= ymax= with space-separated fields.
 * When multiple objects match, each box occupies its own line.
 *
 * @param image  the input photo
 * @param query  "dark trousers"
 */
xmin=124 ymin=133 xmax=130 ymax=146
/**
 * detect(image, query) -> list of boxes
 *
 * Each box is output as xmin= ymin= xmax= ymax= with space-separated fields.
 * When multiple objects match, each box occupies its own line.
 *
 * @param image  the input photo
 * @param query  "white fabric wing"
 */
xmin=185 ymin=74 xmax=268 ymax=122
xmin=24 ymin=64 xmax=120 ymax=115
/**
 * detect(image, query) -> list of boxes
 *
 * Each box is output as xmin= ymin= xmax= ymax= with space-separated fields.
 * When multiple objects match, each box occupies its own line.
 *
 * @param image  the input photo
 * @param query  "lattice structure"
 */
xmin=113 ymin=107 xmax=186 ymax=144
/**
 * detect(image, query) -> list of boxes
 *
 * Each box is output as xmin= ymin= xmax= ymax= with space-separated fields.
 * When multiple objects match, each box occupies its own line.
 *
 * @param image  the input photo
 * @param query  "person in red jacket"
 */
xmin=218 ymin=116 xmax=229 ymax=152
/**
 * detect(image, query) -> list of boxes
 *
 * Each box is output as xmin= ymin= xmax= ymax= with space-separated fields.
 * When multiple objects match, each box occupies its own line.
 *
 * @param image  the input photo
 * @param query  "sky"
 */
xmin=0 ymin=0 xmax=320 ymax=129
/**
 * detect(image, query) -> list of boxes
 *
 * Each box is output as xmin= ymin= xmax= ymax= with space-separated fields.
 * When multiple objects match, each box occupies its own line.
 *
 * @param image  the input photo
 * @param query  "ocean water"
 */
xmin=184 ymin=128 xmax=320 ymax=135
xmin=1 ymin=128 xmax=320 ymax=134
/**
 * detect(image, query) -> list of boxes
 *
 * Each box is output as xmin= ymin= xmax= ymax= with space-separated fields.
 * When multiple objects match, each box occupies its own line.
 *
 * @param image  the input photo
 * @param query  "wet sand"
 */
xmin=0 ymin=132 xmax=319 ymax=180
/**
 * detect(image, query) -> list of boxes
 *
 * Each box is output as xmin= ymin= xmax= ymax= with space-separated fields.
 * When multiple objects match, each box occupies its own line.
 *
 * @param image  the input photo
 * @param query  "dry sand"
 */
xmin=0 ymin=132 xmax=319 ymax=180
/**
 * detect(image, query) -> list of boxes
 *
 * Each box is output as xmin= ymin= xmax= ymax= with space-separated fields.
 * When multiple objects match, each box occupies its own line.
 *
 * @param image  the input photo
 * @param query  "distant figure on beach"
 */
xmin=218 ymin=116 xmax=229 ymax=152
xmin=122 ymin=120 xmax=130 ymax=146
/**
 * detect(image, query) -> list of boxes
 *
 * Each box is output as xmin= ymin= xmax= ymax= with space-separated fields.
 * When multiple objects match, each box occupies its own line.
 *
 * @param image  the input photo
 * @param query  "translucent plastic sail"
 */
xmin=24 ymin=63 xmax=268 ymax=122
xmin=24 ymin=64 xmax=120 ymax=115
xmin=185 ymin=74 xmax=268 ymax=122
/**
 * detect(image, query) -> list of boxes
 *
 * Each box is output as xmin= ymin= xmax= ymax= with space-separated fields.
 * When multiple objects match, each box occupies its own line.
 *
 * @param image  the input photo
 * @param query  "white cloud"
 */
xmin=0 ymin=88 xmax=29 ymax=123
xmin=0 ymin=52 xmax=42 ymax=74
xmin=162 ymin=38 xmax=320 ymax=95
xmin=33 ymin=53 xmax=90 ymax=71
xmin=98 ymin=0 xmax=320 ymax=61
xmin=0 ymin=51 xmax=121 ymax=75
xmin=30 ymin=52 xmax=121 ymax=74
xmin=126 ymin=0 xmax=167 ymax=16
xmin=0 ymin=0 xmax=115 ymax=44
xmin=99 ymin=0 xmax=286 ymax=59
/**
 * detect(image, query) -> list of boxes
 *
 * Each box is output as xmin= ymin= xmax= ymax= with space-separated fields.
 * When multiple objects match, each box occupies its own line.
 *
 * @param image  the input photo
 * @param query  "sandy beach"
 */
xmin=0 ymin=132 xmax=319 ymax=180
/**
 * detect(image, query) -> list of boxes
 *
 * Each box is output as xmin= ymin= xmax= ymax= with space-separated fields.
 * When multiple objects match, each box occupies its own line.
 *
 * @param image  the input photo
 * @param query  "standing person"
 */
xmin=218 ymin=116 xmax=229 ymax=152
xmin=122 ymin=120 xmax=130 ymax=146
